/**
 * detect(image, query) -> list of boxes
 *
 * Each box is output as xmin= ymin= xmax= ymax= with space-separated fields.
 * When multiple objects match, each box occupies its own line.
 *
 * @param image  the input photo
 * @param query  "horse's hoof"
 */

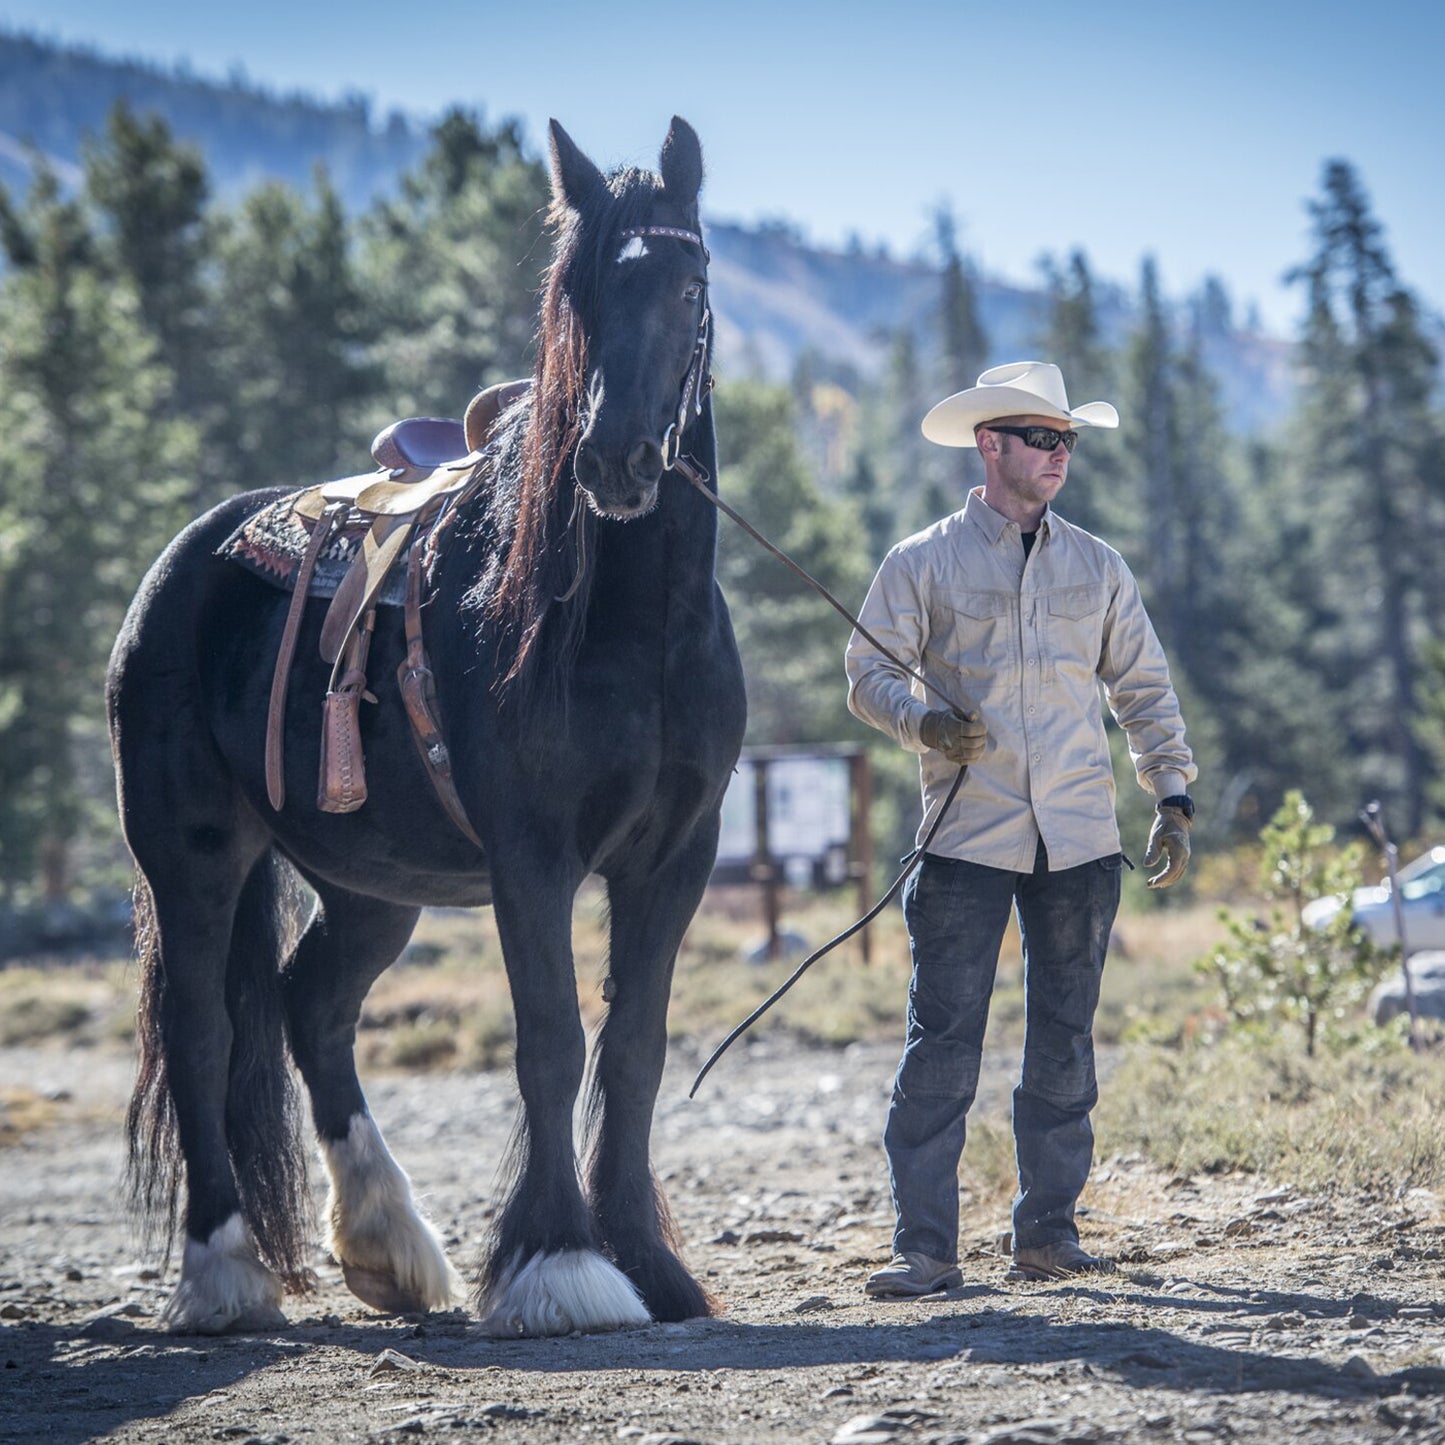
xmin=162 ymin=1215 xmax=288 ymax=1335
xmin=165 ymin=1295 xmax=289 ymax=1336
xmin=341 ymin=1261 xmax=431 ymax=1315
xmin=323 ymin=1114 xmax=462 ymax=1314
xmin=479 ymin=1249 xmax=652 ymax=1337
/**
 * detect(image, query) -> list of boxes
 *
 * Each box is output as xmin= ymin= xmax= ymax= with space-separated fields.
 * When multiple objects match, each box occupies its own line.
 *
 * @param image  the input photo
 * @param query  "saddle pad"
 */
xmin=218 ymin=495 xmax=412 ymax=606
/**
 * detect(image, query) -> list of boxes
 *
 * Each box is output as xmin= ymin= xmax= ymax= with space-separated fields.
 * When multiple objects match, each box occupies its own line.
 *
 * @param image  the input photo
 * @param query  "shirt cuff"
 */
xmin=1150 ymin=771 xmax=1192 ymax=803
xmin=898 ymin=699 xmax=933 ymax=753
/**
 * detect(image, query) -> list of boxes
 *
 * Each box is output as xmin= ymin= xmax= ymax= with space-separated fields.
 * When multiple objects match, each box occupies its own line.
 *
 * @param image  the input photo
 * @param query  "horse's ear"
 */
xmin=548 ymin=119 xmax=606 ymax=212
xmin=658 ymin=116 xmax=703 ymax=204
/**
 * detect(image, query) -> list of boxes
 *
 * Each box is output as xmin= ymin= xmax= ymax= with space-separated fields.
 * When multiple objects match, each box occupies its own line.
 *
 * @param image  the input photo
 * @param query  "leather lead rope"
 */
xmin=669 ymin=454 xmax=973 ymax=1098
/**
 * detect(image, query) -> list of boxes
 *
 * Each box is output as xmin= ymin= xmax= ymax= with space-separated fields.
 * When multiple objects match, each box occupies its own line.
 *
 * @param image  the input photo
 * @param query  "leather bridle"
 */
xmin=618 ymin=225 xmax=714 ymax=476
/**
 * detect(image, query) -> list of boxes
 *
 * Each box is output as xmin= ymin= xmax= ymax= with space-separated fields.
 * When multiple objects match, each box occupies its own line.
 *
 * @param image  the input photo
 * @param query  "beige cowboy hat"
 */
xmin=921 ymin=360 xmax=1119 ymax=447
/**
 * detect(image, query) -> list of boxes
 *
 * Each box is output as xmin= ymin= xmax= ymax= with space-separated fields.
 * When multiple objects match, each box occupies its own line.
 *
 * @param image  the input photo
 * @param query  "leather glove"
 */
xmin=1143 ymin=806 xmax=1192 ymax=889
xmin=918 ymin=708 xmax=986 ymax=766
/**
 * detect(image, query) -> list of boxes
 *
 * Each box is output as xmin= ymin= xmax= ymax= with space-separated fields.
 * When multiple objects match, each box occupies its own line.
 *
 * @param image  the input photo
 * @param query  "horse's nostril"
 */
xmin=627 ymin=440 xmax=664 ymax=486
xmin=574 ymin=445 xmax=602 ymax=492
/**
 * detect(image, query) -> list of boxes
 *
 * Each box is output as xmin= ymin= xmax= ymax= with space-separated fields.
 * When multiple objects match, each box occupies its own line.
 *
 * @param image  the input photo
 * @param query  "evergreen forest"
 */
xmin=1 ymin=103 xmax=1442 ymax=912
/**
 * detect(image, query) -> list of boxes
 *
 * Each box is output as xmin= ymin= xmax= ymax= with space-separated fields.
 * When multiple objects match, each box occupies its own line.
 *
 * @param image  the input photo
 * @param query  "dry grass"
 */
xmin=0 ymin=1086 xmax=58 ymax=1145
xmin=0 ymin=885 xmax=1228 ymax=1069
xmin=0 ymin=962 xmax=134 ymax=1048
xmin=1096 ymin=1034 xmax=1445 ymax=1193
xmin=356 ymin=883 xmax=920 ymax=1071
xmin=3 ymin=874 xmax=1440 ymax=1197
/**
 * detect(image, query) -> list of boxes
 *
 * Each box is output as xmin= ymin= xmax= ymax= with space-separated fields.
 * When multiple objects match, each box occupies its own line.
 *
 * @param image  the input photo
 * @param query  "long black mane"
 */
xmin=465 ymin=165 xmax=683 ymax=696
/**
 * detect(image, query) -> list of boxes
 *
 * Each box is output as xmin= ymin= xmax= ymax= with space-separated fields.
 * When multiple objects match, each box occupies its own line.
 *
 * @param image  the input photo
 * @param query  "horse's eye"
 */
xmin=683 ymin=282 xmax=703 ymax=303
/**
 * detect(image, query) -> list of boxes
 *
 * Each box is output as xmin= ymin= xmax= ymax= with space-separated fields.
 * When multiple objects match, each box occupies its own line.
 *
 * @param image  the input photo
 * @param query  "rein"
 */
xmin=666 ymin=449 xmax=975 ymax=1099
xmin=590 ymin=223 xmax=972 ymax=1096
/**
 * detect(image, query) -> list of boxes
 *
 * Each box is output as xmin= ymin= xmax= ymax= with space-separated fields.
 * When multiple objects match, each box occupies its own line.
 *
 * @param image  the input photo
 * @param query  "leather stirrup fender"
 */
xmin=266 ymin=502 xmax=343 ymax=811
xmin=320 ymin=513 xmax=414 ymax=668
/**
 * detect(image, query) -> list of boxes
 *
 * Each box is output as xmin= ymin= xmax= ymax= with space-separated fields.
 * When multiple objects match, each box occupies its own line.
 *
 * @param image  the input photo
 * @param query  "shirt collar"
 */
xmin=963 ymin=487 xmax=1052 ymax=547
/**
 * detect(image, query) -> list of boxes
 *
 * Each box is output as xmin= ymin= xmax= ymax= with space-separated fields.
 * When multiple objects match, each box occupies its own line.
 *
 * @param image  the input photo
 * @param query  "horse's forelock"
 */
xmin=527 ymin=166 xmax=674 ymax=496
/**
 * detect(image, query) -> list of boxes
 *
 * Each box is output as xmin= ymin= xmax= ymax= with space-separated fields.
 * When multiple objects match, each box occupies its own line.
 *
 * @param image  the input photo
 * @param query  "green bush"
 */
xmin=1198 ymin=790 xmax=1390 ymax=1055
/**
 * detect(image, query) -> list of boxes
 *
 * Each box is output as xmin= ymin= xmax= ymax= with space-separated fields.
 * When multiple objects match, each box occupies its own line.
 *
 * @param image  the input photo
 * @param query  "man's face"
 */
xmin=980 ymin=414 xmax=1075 ymax=508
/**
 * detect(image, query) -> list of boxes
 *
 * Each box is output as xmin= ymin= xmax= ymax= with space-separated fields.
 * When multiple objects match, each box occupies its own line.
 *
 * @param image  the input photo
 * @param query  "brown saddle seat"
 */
xmin=371 ymin=416 xmax=469 ymax=471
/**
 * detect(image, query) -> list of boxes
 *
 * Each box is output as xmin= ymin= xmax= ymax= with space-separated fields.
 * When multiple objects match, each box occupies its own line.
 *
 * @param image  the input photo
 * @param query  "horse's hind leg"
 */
xmin=128 ymin=844 xmax=304 ymax=1335
xmin=587 ymin=832 xmax=717 ymax=1321
xmin=283 ymin=883 xmax=461 ymax=1314
xmin=479 ymin=864 xmax=650 ymax=1337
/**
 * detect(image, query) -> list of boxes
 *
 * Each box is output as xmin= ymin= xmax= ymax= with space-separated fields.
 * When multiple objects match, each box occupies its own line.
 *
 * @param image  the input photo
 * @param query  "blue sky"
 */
xmin=4 ymin=0 xmax=1443 ymax=335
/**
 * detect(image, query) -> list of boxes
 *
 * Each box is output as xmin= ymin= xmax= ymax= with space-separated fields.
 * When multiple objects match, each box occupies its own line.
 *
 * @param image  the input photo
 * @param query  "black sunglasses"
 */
xmin=985 ymin=424 xmax=1078 ymax=454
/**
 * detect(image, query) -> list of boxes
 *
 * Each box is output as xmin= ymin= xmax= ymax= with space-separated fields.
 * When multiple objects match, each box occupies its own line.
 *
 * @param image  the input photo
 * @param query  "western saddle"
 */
xmin=265 ymin=379 xmax=530 ymax=848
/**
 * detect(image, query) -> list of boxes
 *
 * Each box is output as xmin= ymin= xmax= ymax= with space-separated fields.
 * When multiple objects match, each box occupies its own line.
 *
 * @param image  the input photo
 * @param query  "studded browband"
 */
xmin=619 ymin=225 xmax=710 ymax=263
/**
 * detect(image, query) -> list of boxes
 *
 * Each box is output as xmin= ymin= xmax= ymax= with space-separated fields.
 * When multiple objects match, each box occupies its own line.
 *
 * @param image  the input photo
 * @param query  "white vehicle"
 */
xmin=1302 ymin=846 xmax=1445 ymax=951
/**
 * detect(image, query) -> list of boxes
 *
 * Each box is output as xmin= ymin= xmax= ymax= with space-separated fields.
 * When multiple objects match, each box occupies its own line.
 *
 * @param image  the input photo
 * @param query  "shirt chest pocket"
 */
xmin=929 ymin=589 xmax=1014 ymax=678
xmin=1043 ymin=583 xmax=1108 ymax=683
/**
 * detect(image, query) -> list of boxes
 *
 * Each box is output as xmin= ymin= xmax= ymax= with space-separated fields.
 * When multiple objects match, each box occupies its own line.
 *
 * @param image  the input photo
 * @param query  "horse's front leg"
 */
xmin=587 ymin=826 xmax=720 ymax=1322
xmin=478 ymin=857 xmax=650 ymax=1337
xmin=283 ymin=883 xmax=461 ymax=1316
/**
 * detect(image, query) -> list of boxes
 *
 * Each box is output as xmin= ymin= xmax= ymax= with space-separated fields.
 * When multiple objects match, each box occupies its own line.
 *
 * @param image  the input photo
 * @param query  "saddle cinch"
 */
xmin=262 ymin=379 xmax=530 ymax=848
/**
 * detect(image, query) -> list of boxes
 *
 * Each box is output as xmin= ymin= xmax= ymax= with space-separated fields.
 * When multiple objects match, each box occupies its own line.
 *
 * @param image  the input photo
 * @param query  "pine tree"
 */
xmin=879 ymin=327 xmax=939 ymax=534
xmin=932 ymin=208 xmax=986 ymax=514
xmin=0 ymin=166 xmax=195 ymax=895
xmin=1121 ymin=258 xmax=1179 ymax=637
xmin=935 ymin=208 xmax=987 ymax=396
xmin=84 ymin=104 xmax=211 ymax=412
xmin=1287 ymin=159 xmax=1443 ymax=833
xmin=1036 ymin=249 xmax=1123 ymax=538
xmin=359 ymin=110 xmax=549 ymax=424
xmin=83 ymin=103 xmax=225 ymax=504
xmin=208 ymin=171 xmax=376 ymax=490
xmin=714 ymin=380 xmax=871 ymax=746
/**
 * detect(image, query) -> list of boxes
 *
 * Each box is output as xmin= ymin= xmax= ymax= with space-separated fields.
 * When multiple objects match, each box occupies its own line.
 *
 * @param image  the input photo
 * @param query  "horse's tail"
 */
xmin=125 ymin=850 xmax=312 ymax=1286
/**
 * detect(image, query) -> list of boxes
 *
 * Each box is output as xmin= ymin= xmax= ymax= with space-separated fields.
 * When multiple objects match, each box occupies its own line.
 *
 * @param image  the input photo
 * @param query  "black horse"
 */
xmin=107 ymin=117 xmax=746 ymax=1336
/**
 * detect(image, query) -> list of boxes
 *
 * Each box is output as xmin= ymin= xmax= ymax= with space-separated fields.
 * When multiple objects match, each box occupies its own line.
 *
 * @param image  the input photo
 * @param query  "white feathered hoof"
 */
xmin=479 ymin=1250 xmax=653 ymax=1337
xmin=321 ymin=1114 xmax=461 ymax=1314
xmin=161 ymin=1216 xmax=287 ymax=1335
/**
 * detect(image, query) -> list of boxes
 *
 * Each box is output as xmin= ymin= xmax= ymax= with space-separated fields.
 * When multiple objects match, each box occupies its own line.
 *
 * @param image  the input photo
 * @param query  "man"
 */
xmin=845 ymin=360 xmax=1195 ymax=1297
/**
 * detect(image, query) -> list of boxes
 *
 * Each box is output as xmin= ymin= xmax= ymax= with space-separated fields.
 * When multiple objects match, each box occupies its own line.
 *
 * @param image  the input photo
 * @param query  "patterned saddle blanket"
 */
xmin=218 ymin=494 xmax=412 ymax=606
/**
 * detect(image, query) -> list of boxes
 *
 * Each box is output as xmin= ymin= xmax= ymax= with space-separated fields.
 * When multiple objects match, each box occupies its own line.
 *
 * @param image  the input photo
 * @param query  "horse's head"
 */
xmin=546 ymin=117 xmax=709 ymax=520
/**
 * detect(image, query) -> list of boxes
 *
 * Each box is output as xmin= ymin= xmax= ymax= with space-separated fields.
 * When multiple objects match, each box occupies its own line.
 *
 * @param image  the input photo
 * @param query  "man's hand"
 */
xmin=1143 ymin=806 xmax=1192 ymax=888
xmin=919 ymin=708 xmax=986 ymax=766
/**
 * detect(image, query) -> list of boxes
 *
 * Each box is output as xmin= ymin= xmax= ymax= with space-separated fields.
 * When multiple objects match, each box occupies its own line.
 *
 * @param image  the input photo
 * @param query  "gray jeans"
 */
xmin=886 ymin=841 xmax=1122 ymax=1262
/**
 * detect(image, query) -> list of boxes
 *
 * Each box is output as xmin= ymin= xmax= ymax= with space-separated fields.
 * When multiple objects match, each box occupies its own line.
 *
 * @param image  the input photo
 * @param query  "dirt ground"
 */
xmin=3 ymin=1031 xmax=1445 ymax=1445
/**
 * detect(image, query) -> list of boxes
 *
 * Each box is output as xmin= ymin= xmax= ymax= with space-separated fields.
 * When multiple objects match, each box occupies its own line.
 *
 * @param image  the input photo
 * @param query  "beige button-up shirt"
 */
xmin=846 ymin=489 xmax=1195 ymax=873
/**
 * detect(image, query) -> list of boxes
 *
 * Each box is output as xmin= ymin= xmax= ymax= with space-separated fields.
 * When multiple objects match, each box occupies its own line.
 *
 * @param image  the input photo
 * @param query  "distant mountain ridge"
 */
xmin=0 ymin=28 xmax=1297 ymax=432
xmin=703 ymin=222 xmax=1296 ymax=434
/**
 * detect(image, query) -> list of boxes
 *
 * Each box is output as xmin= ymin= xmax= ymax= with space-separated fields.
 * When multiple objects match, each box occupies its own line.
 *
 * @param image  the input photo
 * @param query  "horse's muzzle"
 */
xmin=574 ymin=439 xmax=663 ymax=519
